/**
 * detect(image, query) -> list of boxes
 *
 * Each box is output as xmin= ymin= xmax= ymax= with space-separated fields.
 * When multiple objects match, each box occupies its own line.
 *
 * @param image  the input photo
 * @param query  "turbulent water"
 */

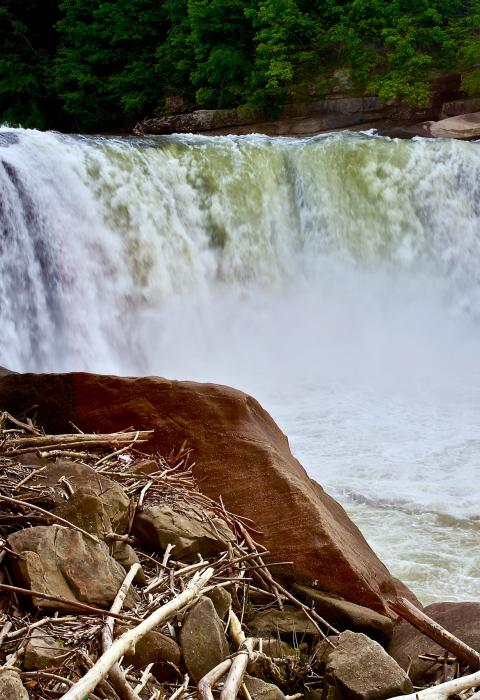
xmin=1 ymin=126 xmax=479 ymax=603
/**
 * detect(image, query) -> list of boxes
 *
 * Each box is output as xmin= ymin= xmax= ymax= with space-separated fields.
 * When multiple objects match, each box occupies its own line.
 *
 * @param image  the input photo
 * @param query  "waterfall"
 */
xmin=1 ymin=126 xmax=480 ymax=602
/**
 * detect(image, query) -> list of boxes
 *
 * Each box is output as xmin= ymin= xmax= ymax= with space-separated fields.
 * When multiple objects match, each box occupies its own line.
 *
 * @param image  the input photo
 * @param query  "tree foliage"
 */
xmin=0 ymin=0 xmax=479 ymax=131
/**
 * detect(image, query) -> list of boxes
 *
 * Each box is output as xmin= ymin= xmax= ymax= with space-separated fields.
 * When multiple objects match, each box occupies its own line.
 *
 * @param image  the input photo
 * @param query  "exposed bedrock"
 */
xmin=0 ymin=371 xmax=419 ymax=616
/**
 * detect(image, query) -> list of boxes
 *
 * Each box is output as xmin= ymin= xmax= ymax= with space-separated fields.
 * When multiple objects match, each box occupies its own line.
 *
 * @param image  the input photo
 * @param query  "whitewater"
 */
xmin=1 ymin=126 xmax=479 ymax=603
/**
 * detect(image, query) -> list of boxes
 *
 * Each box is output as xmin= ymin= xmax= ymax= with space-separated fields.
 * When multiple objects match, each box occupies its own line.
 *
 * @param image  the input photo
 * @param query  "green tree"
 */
xmin=0 ymin=1 xmax=60 ymax=129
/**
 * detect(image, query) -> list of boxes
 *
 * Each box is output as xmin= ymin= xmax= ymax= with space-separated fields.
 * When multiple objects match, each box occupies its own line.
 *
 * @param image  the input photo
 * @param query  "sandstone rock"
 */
xmin=24 ymin=627 xmax=69 ymax=670
xmin=441 ymin=97 xmax=480 ymax=118
xmin=8 ymin=525 xmax=139 ymax=611
xmin=313 ymin=636 xmax=340 ymax=670
xmin=0 ymin=669 xmax=28 ymax=700
xmin=123 ymin=630 xmax=181 ymax=669
xmin=133 ymin=502 xmax=234 ymax=561
xmin=261 ymin=638 xmax=295 ymax=658
xmin=388 ymin=601 xmax=480 ymax=684
xmin=249 ymin=606 xmax=317 ymax=636
xmin=295 ymin=585 xmax=393 ymax=642
xmin=111 ymin=541 xmax=146 ymax=585
xmin=180 ymin=596 xmax=229 ymax=682
xmin=324 ymin=631 xmax=413 ymax=700
xmin=27 ymin=461 xmax=130 ymax=532
xmin=0 ymin=371 xmax=418 ymax=615
xmin=244 ymin=674 xmax=287 ymax=700
xmin=205 ymin=586 xmax=232 ymax=619
xmin=430 ymin=112 xmax=480 ymax=140
xmin=53 ymin=492 xmax=112 ymax=537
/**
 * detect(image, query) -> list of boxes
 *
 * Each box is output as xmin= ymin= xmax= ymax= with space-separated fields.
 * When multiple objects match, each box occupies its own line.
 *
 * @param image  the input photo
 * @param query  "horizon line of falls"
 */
xmin=1 ymin=126 xmax=480 ymax=603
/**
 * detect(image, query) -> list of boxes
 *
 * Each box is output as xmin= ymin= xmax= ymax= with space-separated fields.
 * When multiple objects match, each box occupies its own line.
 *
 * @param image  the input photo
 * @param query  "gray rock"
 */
xmin=244 ymin=675 xmax=287 ymax=700
xmin=180 ymin=596 xmax=229 ymax=682
xmin=28 ymin=461 xmax=130 ymax=532
xmin=111 ymin=541 xmax=146 ymax=586
xmin=0 ymin=669 xmax=29 ymax=699
xmin=205 ymin=586 xmax=232 ymax=619
xmin=124 ymin=630 xmax=181 ymax=669
xmin=295 ymin=585 xmax=394 ymax=642
xmin=8 ymin=525 xmax=139 ymax=611
xmin=133 ymin=502 xmax=234 ymax=561
xmin=323 ymin=631 xmax=413 ymax=700
xmin=24 ymin=627 xmax=70 ymax=670
xmin=249 ymin=606 xmax=317 ymax=636
xmin=53 ymin=492 xmax=112 ymax=537
xmin=430 ymin=112 xmax=480 ymax=140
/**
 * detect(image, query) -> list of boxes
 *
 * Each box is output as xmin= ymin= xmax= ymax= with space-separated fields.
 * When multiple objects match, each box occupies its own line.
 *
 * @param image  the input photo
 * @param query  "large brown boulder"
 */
xmin=0 ymin=371 xmax=415 ymax=615
xmin=388 ymin=602 xmax=480 ymax=684
xmin=430 ymin=112 xmax=480 ymax=139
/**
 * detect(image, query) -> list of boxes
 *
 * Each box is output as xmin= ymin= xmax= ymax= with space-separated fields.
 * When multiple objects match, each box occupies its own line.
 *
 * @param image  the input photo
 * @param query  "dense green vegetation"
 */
xmin=1 ymin=0 xmax=479 ymax=131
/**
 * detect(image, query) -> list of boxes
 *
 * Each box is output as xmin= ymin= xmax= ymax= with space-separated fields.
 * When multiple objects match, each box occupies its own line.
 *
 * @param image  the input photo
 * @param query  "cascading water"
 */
xmin=1 ymin=126 xmax=479 ymax=602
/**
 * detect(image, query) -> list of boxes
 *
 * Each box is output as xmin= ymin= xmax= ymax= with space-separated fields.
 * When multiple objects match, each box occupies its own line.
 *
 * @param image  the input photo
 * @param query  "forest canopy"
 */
xmin=1 ymin=0 xmax=479 ymax=131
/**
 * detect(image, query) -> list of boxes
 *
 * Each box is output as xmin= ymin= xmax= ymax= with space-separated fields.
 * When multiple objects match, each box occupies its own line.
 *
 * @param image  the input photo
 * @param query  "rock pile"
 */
xmin=0 ymin=409 xmax=478 ymax=700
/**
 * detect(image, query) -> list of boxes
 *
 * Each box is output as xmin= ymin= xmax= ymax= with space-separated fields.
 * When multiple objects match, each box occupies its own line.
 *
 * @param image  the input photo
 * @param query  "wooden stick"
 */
xmin=388 ymin=669 xmax=480 ymax=700
xmin=58 ymin=567 xmax=214 ymax=700
xmin=4 ymin=430 xmax=153 ymax=449
xmin=198 ymin=659 xmax=233 ymax=700
xmin=220 ymin=610 xmax=254 ymax=700
xmin=102 ymin=563 xmax=142 ymax=700
xmin=389 ymin=598 xmax=480 ymax=670
xmin=0 ymin=583 xmax=140 ymax=622
xmin=0 ymin=495 xmax=100 ymax=544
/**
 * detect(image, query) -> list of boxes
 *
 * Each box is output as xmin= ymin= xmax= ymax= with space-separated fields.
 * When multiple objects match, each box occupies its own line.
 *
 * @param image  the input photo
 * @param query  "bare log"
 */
xmin=3 ymin=430 xmax=153 ymax=450
xmin=102 ymin=563 xmax=142 ymax=700
xmin=198 ymin=659 xmax=233 ymax=700
xmin=389 ymin=598 xmax=480 ymax=670
xmin=220 ymin=610 xmax=255 ymax=700
xmin=59 ymin=567 xmax=214 ymax=700
xmin=388 ymin=669 xmax=480 ymax=700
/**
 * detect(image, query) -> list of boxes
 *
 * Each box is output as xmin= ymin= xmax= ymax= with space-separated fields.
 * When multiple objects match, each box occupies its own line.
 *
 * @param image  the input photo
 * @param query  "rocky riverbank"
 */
xmin=0 ymin=370 xmax=479 ymax=700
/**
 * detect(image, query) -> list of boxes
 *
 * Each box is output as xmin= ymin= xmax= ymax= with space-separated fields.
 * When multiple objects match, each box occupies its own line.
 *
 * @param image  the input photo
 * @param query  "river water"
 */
xmin=1 ymin=126 xmax=479 ymax=603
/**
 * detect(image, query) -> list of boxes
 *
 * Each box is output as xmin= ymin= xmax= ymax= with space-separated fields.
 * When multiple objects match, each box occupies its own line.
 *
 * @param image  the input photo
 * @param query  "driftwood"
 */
xmin=388 ymin=669 xmax=480 ymax=700
xmin=198 ymin=659 xmax=233 ymax=700
xmin=59 ymin=567 xmax=214 ymax=700
xmin=3 ymin=429 xmax=154 ymax=454
xmin=101 ymin=563 xmax=142 ymax=700
xmin=389 ymin=597 xmax=480 ymax=670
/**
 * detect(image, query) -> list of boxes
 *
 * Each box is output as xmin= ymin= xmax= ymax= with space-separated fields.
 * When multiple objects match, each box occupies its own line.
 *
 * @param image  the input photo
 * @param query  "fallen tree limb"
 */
xmin=3 ymin=430 xmax=154 ymax=450
xmin=198 ymin=659 xmax=233 ymax=700
xmin=388 ymin=669 xmax=480 ymax=700
xmin=389 ymin=597 xmax=480 ymax=670
xmin=102 ymin=563 xmax=142 ymax=700
xmin=221 ymin=609 xmax=255 ymax=700
xmin=59 ymin=567 xmax=214 ymax=700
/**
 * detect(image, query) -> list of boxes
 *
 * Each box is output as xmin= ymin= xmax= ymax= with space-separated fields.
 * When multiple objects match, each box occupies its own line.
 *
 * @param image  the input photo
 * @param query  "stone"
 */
xmin=388 ymin=601 xmax=480 ymax=685
xmin=244 ymin=675 xmax=287 ymax=700
xmin=260 ymin=638 xmax=294 ymax=658
xmin=24 ymin=627 xmax=70 ymax=670
xmin=205 ymin=586 xmax=232 ymax=619
xmin=180 ymin=596 xmax=229 ymax=682
xmin=133 ymin=502 xmax=234 ymax=561
xmin=27 ymin=461 xmax=130 ymax=532
xmin=123 ymin=630 xmax=181 ymax=669
xmin=441 ymin=97 xmax=480 ymax=118
xmin=0 ymin=669 xmax=29 ymax=700
xmin=0 ymin=371 xmax=419 ymax=615
xmin=53 ymin=492 xmax=112 ymax=537
xmin=295 ymin=585 xmax=394 ymax=642
xmin=305 ymin=683 xmax=324 ymax=700
xmin=323 ymin=631 xmax=413 ymax=700
xmin=249 ymin=606 xmax=318 ymax=636
xmin=8 ymin=525 xmax=139 ymax=611
xmin=111 ymin=541 xmax=146 ymax=585
xmin=430 ymin=112 xmax=480 ymax=140
xmin=312 ymin=636 xmax=340 ymax=670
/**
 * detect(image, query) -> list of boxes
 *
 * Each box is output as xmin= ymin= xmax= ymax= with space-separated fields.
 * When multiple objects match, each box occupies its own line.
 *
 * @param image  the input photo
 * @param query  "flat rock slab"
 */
xmin=249 ymin=606 xmax=318 ymax=636
xmin=8 ymin=524 xmax=139 ymax=611
xmin=180 ymin=596 xmax=229 ymax=682
xmin=295 ymin=585 xmax=393 ymax=642
xmin=133 ymin=502 xmax=234 ymax=561
xmin=244 ymin=675 xmax=287 ymax=700
xmin=430 ymin=112 xmax=480 ymax=139
xmin=388 ymin=601 xmax=480 ymax=684
xmin=324 ymin=631 xmax=413 ymax=700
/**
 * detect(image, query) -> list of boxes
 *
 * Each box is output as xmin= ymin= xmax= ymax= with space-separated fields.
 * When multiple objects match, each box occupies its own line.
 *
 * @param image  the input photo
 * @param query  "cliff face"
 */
xmin=0 ymin=371 xmax=419 ymax=615
xmin=134 ymin=75 xmax=479 ymax=137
